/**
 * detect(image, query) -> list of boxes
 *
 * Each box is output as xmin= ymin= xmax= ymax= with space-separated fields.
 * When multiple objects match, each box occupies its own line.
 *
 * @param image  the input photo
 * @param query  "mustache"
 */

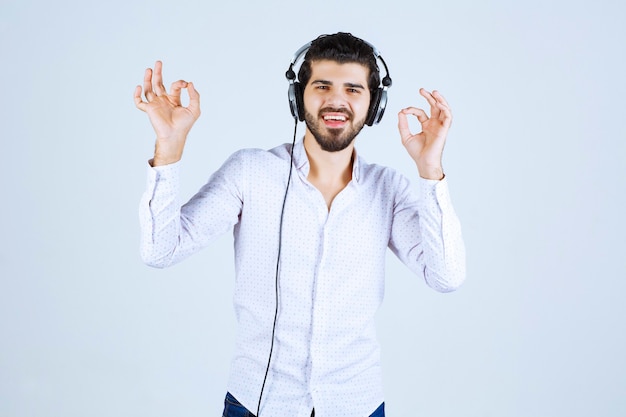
xmin=318 ymin=107 xmax=353 ymax=119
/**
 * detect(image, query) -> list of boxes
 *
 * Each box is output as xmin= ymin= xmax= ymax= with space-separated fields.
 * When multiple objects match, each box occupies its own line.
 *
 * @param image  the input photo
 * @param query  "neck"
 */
xmin=303 ymin=131 xmax=354 ymax=186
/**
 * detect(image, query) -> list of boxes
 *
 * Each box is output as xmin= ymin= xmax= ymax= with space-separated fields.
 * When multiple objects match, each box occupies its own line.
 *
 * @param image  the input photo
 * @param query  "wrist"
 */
xmin=152 ymin=136 xmax=187 ymax=166
xmin=152 ymin=155 xmax=181 ymax=166
xmin=417 ymin=165 xmax=444 ymax=180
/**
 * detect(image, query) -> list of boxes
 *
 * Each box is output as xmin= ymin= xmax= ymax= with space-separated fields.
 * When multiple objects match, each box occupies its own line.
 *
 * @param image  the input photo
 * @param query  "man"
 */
xmin=135 ymin=33 xmax=465 ymax=417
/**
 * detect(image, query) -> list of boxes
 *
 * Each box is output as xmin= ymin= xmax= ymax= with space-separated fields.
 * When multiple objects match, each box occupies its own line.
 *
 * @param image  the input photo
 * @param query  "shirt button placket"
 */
xmin=309 ymin=201 xmax=329 ymax=391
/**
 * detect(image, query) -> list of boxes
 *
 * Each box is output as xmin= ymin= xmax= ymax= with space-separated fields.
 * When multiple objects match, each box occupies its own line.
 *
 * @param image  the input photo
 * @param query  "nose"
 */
xmin=324 ymin=90 xmax=348 ymax=109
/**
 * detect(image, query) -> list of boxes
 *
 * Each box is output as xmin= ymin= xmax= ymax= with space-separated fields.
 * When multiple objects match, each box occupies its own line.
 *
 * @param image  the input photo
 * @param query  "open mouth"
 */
xmin=322 ymin=112 xmax=349 ymax=127
xmin=323 ymin=114 xmax=347 ymax=121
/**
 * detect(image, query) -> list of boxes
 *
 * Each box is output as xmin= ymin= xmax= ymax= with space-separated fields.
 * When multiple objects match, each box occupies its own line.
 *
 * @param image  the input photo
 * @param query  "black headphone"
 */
xmin=285 ymin=39 xmax=392 ymax=126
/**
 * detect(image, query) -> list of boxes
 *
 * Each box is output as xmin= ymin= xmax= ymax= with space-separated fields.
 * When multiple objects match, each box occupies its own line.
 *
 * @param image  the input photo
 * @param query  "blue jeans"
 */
xmin=222 ymin=392 xmax=385 ymax=417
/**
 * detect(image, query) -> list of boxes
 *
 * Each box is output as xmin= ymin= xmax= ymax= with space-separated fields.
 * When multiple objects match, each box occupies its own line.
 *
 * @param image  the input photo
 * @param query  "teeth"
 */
xmin=324 ymin=115 xmax=346 ymax=121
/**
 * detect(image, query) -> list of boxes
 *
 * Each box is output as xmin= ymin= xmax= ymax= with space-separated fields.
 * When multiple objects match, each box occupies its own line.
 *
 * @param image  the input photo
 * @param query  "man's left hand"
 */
xmin=398 ymin=88 xmax=452 ymax=180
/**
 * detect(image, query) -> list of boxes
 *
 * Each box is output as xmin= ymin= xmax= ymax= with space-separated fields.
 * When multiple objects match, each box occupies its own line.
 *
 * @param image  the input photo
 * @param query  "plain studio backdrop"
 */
xmin=1 ymin=0 xmax=624 ymax=416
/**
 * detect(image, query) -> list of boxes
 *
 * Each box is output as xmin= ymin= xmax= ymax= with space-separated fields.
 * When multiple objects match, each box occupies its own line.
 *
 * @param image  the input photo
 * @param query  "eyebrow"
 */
xmin=311 ymin=79 xmax=366 ymax=90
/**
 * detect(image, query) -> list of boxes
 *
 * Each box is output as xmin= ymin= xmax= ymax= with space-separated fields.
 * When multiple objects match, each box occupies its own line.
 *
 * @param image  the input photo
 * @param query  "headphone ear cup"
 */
xmin=374 ymin=89 xmax=388 ymax=125
xmin=288 ymin=82 xmax=298 ymax=120
xmin=295 ymin=82 xmax=305 ymax=121
xmin=366 ymin=88 xmax=383 ymax=126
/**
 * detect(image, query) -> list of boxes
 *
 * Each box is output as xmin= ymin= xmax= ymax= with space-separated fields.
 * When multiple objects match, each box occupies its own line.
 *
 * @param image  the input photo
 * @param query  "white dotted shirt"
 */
xmin=139 ymin=140 xmax=465 ymax=417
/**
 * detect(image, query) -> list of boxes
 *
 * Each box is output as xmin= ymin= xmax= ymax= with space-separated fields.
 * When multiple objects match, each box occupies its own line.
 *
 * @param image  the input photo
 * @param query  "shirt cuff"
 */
xmin=418 ymin=176 xmax=453 ymax=212
xmin=145 ymin=159 xmax=182 ymax=197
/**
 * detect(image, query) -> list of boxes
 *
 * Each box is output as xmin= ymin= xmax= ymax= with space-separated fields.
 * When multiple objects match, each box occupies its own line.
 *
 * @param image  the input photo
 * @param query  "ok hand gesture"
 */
xmin=398 ymin=88 xmax=452 ymax=180
xmin=134 ymin=61 xmax=200 ymax=166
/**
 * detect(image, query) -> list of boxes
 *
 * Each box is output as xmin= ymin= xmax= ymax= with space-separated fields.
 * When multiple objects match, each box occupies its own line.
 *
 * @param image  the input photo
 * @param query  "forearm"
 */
xmin=416 ymin=178 xmax=466 ymax=292
xmin=139 ymin=161 xmax=188 ymax=267
xmin=139 ymin=151 xmax=246 ymax=268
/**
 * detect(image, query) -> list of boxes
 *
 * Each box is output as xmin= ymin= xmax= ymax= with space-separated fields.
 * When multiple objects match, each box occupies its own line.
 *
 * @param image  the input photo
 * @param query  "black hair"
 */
xmin=297 ymin=32 xmax=381 ymax=94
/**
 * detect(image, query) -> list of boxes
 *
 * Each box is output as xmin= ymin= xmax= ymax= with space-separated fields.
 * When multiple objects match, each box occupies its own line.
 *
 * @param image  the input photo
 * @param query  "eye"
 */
xmin=347 ymin=88 xmax=360 ymax=94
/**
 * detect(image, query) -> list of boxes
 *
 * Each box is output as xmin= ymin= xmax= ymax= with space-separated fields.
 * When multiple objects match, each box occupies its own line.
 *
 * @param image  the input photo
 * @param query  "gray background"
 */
xmin=1 ymin=0 xmax=624 ymax=416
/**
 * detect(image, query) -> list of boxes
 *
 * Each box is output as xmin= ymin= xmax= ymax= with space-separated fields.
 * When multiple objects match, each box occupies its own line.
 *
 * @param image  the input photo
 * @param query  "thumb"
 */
xmin=187 ymin=82 xmax=201 ymax=118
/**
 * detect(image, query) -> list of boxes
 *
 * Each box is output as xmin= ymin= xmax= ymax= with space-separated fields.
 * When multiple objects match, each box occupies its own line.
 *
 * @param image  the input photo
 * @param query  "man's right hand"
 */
xmin=134 ymin=61 xmax=201 ymax=166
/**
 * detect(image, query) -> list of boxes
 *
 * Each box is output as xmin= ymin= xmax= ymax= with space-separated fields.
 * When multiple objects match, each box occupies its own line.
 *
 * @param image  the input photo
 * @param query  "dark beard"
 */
xmin=304 ymin=107 xmax=366 ymax=152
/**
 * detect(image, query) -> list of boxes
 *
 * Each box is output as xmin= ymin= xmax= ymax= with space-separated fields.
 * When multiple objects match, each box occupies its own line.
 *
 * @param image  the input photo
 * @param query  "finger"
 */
xmin=436 ymin=102 xmax=453 ymax=127
xmin=169 ymin=80 xmax=188 ymax=106
xmin=432 ymin=90 xmax=450 ymax=109
xmin=398 ymin=107 xmax=428 ymax=139
xmin=134 ymin=85 xmax=147 ymax=111
xmin=187 ymin=82 xmax=201 ymax=118
xmin=152 ymin=60 xmax=167 ymax=96
xmin=143 ymin=68 xmax=155 ymax=100
xmin=402 ymin=107 xmax=429 ymax=124
xmin=420 ymin=88 xmax=440 ymax=118
xmin=432 ymin=91 xmax=453 ymax=125
xmin=397 ymin=110 xmax=411 ymax=139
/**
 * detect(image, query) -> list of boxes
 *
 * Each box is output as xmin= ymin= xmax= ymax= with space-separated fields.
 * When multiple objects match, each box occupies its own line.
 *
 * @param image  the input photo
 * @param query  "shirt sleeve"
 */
xmin=388 ymin=176 xmax=466 ymax=292
xmin=138 ymin=152 xmax=245 ymax=268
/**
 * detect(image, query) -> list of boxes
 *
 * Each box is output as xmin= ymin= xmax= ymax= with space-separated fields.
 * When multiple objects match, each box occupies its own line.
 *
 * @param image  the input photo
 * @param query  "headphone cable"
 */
xmin=256 ymin=118 xmax=298 ymax=416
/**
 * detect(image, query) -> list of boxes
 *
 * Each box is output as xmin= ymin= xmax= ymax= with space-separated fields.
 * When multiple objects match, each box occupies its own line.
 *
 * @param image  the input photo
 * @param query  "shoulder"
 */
xmin=359 ymin=157 xmax=411 ymax=189
xmin=215 ymin=144 xmax=291 ymax=183
xmin=218 ymin=145 xmax=285 ymax=168
xmin=226 ymin=143 xmax=291 ymax=164
xmin=357 ymin=156 xmax=416 ymax=208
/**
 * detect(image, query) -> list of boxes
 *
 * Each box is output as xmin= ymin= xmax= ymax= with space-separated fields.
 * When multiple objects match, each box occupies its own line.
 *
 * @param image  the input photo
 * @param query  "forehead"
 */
xmin=307 ymin=59 xmax=369 ymax=84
